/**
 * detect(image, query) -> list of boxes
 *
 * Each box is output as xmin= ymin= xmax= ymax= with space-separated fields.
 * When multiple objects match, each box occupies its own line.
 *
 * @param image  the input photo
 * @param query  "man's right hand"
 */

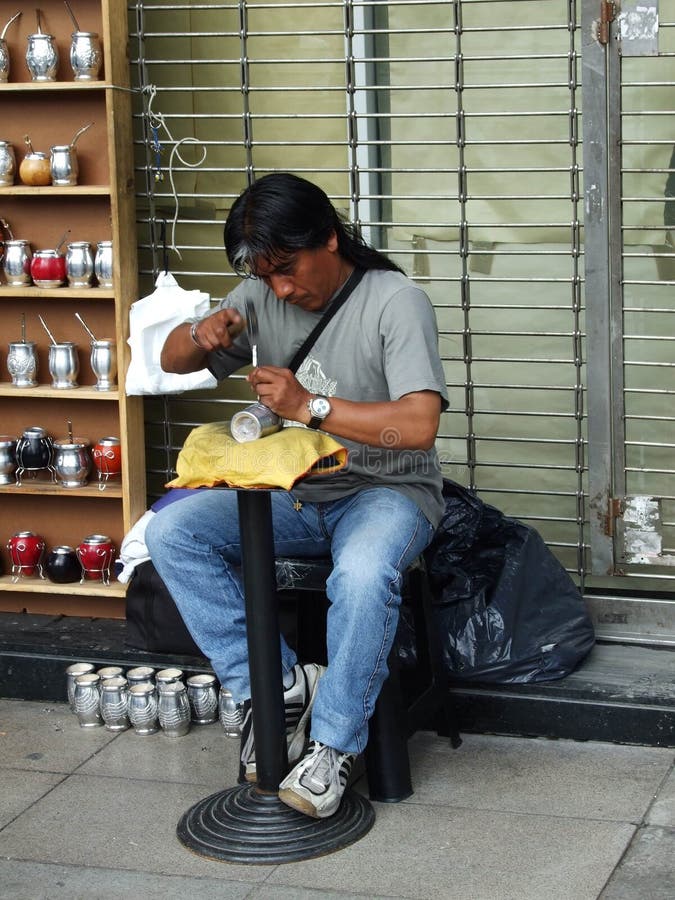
xmin=160 ymin=308 xmax=245 ymax=374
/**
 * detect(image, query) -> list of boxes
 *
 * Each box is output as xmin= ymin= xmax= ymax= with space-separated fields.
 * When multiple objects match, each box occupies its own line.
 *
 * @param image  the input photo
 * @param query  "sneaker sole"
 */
xmin=278 ymin=786 xmax=323 ymax=818
xmin=244 ymin=663 xmax=326 ymax=783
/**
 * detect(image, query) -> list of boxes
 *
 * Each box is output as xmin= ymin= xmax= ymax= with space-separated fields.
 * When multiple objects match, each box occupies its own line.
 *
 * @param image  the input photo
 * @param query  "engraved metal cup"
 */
xmin=97 ymin=666 xmax=124 ymax=683
xmin=155 ymin=667 xmax=183 ymax=690
xmin=65 ymin=662 xmax=95 ymax=711
xmin=0 ymin=436 xmax=17 ymax=484
xmin=100 ymin=675 xmax=130 ymax=732
xmin=3 ymin=239 xmax=32 ymax=285
xmin=157 ymin=681 xmax=191 ymax=737
xmin=7 ymin=342 xmax=38 ymax=387
xmin=70 ymin=31 xmax=102 ymax=81
xmin=0 ymin=39 xmax=9 ymax=83
xmin=26 ymin=33 xmax=59 ymax=81
xmin=230 ymin=402 xmax=282 ymax=443
xmin=50 ymin=145 xmax=78 ymax=186
xmin=53 ymin=438 xmax=91 ymax=487
xmin=0 ymin=140 xmax=15 ymax=185
xmin=66 ymin=241 xmax=94 ymax=287
xmin=73 ymin=672 xmax=102 ymax=727
xmin=94 ymin=241 xmax=113 ymax=287
xmin=128 ymin=682 xmax=159 ymax=735
xmin=219 ymin=686 xmax=245 ymax=737
xmin=186 ymin=674 xmax=218 ymax=725
xmin=48 ymin=342 xmax=79 ymax=389
xmin=126 ymin=666 xmax=155 ymax=687
xmin=90 ymin=339 xmax=117 ymax=390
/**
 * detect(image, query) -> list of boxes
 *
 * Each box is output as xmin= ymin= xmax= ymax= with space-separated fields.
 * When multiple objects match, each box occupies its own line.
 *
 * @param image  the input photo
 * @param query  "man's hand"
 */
xmin=248 ymin=366 xmax=310 ymax=422
xmin=161 ymin=308 xmax=245 ymax=374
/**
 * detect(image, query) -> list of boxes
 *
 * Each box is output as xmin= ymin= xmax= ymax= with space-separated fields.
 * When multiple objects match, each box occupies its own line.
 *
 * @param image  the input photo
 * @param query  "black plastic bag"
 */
xmin=420 ymin=479 xmax=595 ymax=683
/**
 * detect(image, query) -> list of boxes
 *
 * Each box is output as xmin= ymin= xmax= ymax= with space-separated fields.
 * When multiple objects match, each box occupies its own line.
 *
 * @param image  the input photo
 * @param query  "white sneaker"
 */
xmin=278 ymin=740 xmax=356 ymax=819
xmin=240 ymin=662 xmax=325 ymax=782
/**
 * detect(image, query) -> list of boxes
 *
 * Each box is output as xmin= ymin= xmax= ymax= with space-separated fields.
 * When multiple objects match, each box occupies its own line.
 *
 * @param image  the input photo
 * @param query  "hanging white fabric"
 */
xmin=125 ymin=271 xmax=217 ymax=395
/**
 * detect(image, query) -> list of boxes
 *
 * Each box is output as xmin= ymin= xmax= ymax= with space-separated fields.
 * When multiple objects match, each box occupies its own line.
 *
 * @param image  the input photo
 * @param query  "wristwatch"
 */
xmin=307 ymin=395 xmax=332 ymax=430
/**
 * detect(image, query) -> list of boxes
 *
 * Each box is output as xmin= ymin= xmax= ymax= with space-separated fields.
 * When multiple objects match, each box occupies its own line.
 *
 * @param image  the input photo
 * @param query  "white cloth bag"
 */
xmin=126 ymin=271 xmax=217 ymax=395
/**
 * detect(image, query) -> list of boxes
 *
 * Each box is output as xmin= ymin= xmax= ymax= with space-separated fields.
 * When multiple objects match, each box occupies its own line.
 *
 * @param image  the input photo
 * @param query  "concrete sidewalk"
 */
xmin=0 ymin=698 xmax=673 ymax=900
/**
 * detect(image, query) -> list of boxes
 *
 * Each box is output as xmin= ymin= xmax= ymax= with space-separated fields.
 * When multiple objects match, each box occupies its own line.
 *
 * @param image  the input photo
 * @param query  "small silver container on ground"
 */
xmin=90 ymin=339 xmax=117 ymax=390
xmin=186 ymin=673 xmax=218 ymax=725
xmin=158 ymin=681 xmax=191 ymax=737
xmin=94 ymin=241 xmax=113 ymax=287
xmin=219 ymin=686 xmax=245 ymax=737
xmin=65 ymin=662 xmax=95 ymax=711
xmin=66 ymin=241 xmax=94 ymax=287
xmin=100 ymin=675 xmax=129 ymax=732
xmin=155 ymin=667 xmax=183 ymax=690
xmin=97 ymin=665 xmax=124 ymax=683
xmin=48 ymin=342 xmax=79 ymax=389
xmin=73 ymin=672 xmax=102 ymax=727
xmin=126 ymin=666 xmax=155 ymax=687
xmin=230 ymin=402 xmax=282 ymax=443
xmin=69 ymin=31 xmax=102 ymax=81
xmin=7 ymin=342 xmax=38 ymax=388
xmin=127 ymin=682 xmax=159 ymax=735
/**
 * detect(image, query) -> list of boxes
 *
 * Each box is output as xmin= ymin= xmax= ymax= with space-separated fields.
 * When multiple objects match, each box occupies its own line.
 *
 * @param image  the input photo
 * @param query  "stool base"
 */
xmin=177 ymin=782 xmax=375 ymax=864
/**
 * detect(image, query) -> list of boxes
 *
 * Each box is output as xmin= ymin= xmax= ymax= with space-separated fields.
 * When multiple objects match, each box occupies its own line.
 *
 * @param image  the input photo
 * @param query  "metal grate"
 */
xmin=128 ymin=0 xmax=675 ymax=644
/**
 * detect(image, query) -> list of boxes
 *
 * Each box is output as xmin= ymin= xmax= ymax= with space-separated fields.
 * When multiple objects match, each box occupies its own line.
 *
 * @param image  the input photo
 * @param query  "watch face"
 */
xmin=310 ymin=396 xmax=331 ymax=418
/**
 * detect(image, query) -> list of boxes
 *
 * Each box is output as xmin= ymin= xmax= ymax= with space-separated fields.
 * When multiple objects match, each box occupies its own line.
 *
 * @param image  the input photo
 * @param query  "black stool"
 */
xmin=275 ymin=556 xmax=461 ymax=803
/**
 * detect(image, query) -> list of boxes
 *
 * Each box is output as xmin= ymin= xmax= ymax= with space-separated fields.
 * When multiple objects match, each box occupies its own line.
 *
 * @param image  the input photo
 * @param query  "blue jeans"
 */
xmin=145 ymin=487 xmax=434 ymax=754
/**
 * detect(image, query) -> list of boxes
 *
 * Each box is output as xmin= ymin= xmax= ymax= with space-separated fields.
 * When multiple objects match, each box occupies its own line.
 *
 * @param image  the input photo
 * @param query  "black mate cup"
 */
xmin=45 ymin=545 xmax=81 ymax=584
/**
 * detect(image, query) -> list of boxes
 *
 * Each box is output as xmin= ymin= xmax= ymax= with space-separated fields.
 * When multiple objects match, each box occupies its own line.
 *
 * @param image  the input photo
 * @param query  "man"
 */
xmin=145 ymin=173 xmax=448 ymax=818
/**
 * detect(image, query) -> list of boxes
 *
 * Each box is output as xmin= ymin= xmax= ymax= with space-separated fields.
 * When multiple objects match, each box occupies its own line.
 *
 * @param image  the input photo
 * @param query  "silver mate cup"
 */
xmin=7 ymin=342 xmax=38 ymax=387
xmin=186 ymin=674 xmax=218 ymax=725
xmin=128 ymin=683 xmax=159 ymax=735
xmin=65 ymin=662 xmax=95 ymax=710
xmin=158 ymin=682 xmax=191 ymax=737
xmin=219 ymin=686 xmax=245 ymax=737
xmin=73 ymin=672 xmax=103 ymax=727
xmin=69 ymin=31 xmax=102 ymax=81
xmin=48 ymin=342 xmax=79 ymax=389
xmin=90 ymin=339 xmax=117 ymax=390
xmin=100 ymin=675 xmax=130 ymax=732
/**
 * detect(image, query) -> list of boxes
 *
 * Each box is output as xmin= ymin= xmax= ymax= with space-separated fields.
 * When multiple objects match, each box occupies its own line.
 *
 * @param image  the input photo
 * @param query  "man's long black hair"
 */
xmin=224 ymin=172 xmax=404 ymax=276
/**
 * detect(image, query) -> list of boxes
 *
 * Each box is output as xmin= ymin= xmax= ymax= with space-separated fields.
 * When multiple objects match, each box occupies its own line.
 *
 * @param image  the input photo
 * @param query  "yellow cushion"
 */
xmin=166 ymin=421 xmax=348 ymax=490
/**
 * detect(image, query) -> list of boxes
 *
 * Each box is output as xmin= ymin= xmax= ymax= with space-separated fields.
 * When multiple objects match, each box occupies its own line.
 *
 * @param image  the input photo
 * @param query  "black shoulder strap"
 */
xmin=288 ymin=267 xmax=365 ymax=374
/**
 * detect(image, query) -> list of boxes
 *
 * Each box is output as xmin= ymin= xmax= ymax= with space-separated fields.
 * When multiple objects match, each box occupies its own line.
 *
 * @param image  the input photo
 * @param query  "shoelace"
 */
xmin=300 ymin=742 xmax=345 ymax=792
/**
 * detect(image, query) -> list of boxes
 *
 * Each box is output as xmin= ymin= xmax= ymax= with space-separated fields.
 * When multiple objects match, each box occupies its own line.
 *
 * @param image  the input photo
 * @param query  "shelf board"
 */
xmin=0 ymin=574 xmax=126 ymax=597
xmin=0 ymin=384 xmax=119 ymax=399
xmin=0 ymin=480 xmax=122 ymax=497
xmin=0 ymin=81 xmax=112 ymax=93
xmin=0 ymin=185 xmax=111 ymax=196
xmin=0 ymin=286 xmax=114 ymax=299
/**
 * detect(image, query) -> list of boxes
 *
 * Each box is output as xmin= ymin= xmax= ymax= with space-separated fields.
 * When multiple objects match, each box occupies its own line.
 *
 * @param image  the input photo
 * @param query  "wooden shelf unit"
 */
xmin=0 ymin=0 xmax=145 ymax=615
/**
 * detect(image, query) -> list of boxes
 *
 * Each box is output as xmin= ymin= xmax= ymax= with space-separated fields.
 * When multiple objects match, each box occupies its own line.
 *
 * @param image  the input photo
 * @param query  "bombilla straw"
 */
xmin=20 ymin=312 xmax=26 ymax=343
xmin=1 ymin=12 xmax=21 ymax=42
xmin=55 ymin=229 xmax=71 ymax=253
xmin=63 ymin=0 xmax=80 ymax=32
xmin=75 ymin=312 xmax=97 ymax=342
xmin=67 ymin=418 xmax=73 ymax=443
xmin=38 ymin=314 xmax=58 ymax=346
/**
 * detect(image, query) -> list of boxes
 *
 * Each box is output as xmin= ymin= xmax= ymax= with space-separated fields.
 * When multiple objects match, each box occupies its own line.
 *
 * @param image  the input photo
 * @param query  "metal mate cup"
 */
xmin=100 ymin=676 xmax=130 ymax=732
xmin=157 ymin=681 xmax=191 ymax=737
xmin=26 ymin=33 xmax=59 ymax=81
xmin=230 ymin=402 xmax=282 ymax=443
xmin=0 ymin=436 xmax=17 ymax=485
xmin=50 ymin=145 xmax=78 ymax=186
xmin=126 ymin=666 xmax=155 ymax=687
xmin=219 ymin=686 xmax=245 ymax=737
xmin=73 ymin=672 xmax=102 ymax=727
xmin=66 ymin=241 xmax=94 ymax=287
xmin=53 ymin=438 xmax=91 ymax=487
xmin=70 ymin=31 xmax=102 ymax=81
xmin=186 ymin=674 xmax=218 ymax=725
xmin=3 ymin=239 xmax=32 ymax=285
xmin=0 ymin=39 xmax=9 ymax=83
xmin=65 ymin=662 xmax=95 ymax=710
xmin=94 ymin=241 xmax=113 ymax=287
xmin=97 ymin=666 xmax=124 ymax=683
xmin=0 ymin=140 xmax=15 ymax=185
xmin=7 ymin=341 xmax=38 ymax=387
xmin=90 ymin=339 xmax=117 ymax=390
xmin=128 ymin=683 xmax=159 ymax=735
xmin=49 ymin=342 xmax=79 ymax=389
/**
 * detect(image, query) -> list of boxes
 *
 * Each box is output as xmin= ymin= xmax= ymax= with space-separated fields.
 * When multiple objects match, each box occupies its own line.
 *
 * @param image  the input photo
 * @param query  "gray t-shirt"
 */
xmin=206 ymin=269 xmax=449 ymax=526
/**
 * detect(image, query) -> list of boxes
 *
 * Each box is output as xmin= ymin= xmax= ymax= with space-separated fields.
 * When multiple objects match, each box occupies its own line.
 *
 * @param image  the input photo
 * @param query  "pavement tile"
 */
xmin=0 ymin=773 xmax=273 ymax=883
xmin=0 ymin=859 xmax=253 ymax=900
xmin=407 ymin=732 xmax=675 ymax=822
xmin=599 ymin=826 xmax=675 ymax=900
xmin=0 ymin=769 xmax=64 ymax=829
xmin=266 ymin=800 xmax=636 ymax=900
xmin=77 ymin=717 xmax=240 ymax=788
xmin=646 ymin=767 xmax=675 ymax=827
xmin=0 ymin=699 xmax=116 ymax=774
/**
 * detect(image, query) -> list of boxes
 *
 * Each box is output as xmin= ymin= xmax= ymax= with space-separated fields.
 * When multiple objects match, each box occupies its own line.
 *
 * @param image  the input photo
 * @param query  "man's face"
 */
xmin=253 ymin=233 xmax=343 ymax=312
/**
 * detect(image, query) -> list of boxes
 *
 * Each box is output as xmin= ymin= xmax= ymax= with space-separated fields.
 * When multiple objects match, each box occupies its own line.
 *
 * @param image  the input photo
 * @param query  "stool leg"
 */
xmin=364 ymin=657 xmax=413 ymax=803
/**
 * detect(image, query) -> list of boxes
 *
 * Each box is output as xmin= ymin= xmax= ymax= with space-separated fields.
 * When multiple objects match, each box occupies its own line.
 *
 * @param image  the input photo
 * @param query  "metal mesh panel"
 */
xmin=127 ymin=0 xmax=675 ymax=640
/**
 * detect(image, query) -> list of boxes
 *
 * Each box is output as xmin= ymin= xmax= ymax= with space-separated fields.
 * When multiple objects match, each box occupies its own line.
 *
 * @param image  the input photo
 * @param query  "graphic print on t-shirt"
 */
xmin=296 ymin=355 xmax=337 ymax=398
